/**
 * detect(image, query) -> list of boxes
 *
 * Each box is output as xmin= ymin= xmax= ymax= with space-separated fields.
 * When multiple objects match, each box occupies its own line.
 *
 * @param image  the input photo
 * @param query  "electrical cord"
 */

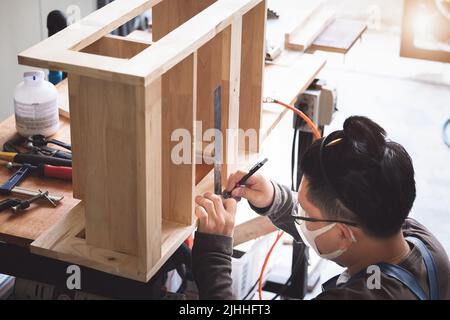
xmin=256 ymin=98 xmax=322 ymax=300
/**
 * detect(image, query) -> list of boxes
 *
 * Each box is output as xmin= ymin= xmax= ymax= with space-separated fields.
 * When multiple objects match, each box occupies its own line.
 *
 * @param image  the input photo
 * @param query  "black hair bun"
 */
xmin=343 ymin=116 xmax=387 ymax=161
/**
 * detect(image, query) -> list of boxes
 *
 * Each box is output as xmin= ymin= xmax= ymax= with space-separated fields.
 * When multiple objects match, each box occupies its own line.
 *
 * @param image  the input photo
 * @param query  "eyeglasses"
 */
xmin=292 ymin=203 xmax=359 ymax=227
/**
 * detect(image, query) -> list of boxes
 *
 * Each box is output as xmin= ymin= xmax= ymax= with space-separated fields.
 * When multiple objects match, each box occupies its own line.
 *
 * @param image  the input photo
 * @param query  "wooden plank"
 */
xmin=221 ymin=18 xmax=243 ymax=180
xmin=234 ymin=216 xmax=277 ymax=246
xmin=136 ymin=78 xmax=163 ymax=275
xmin=239 ymin=0 xmax=266 ymax=153
xmin=69 ymin=76 xmax=142 ymax=256
xmin=308 ymin=19 xmax=367 ymax=54
xmin=283 ymin=1 xmax=324 ymax=45
xmin=285 ymin=7 xmax=335 ymax=52
xmin=161 ymin=54 xmax=197 ymax=226
xmin=31 ymin=203 xmax=142 ymax=282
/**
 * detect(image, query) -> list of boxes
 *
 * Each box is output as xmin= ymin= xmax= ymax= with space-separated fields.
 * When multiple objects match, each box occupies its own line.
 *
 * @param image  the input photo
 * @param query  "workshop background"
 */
xmin=0 ymin=0 xmax=449 ymax=300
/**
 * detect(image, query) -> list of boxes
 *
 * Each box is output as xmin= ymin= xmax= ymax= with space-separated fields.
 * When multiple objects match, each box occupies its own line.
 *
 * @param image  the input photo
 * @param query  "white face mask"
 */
xmin=295 ymin=206 xmax=357 ymax=260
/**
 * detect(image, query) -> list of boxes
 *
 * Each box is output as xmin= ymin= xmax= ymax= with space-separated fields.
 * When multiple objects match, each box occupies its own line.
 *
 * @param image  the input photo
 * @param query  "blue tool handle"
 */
xmin=0 ymin=165 xmax=32 ymax=195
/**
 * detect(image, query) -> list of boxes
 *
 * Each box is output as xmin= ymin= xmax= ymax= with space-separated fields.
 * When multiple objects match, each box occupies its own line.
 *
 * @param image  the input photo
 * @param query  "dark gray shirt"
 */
xmin=192 ymin=182 xmax=450 ymax=300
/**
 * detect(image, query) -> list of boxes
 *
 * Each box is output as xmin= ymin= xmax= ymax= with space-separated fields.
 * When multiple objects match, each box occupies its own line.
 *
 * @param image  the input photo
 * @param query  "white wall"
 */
xmin=326 ymin=0 xmax=404 ymax=30
xmin=0 ymin=0 xmax=96 ymax=122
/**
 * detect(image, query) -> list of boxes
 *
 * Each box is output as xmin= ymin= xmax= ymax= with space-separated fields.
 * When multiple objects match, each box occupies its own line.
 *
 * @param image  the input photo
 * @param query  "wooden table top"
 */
xmin=0 ymin=115 xmax=80 ymax=247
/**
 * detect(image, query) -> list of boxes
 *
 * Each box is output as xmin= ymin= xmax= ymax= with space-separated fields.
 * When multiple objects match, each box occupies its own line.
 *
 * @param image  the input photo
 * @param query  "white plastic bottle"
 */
xmin=14 ymin=71 xmax=60 ymax=137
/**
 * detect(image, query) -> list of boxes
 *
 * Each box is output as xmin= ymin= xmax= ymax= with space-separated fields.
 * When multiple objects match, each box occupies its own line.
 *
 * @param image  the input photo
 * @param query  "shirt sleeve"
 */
xmin=192 ymin=231 xmax=234 ymax=300
xmin=249 ymin=181 xmax=302 ymax=242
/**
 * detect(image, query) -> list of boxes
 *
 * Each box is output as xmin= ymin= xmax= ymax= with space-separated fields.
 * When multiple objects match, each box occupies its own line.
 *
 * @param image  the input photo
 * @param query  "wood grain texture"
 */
xmin=239 ymin=0 xmax=266 ymax=153
xmin=285 ymin=6 xmax=335 ymax=52
xmin=69 ymin=76 xmax=142 ymax=255
xmin=161 ymin=54 xmax=197 ymax=225
xmin=308 ymin=19 xmax=367 ymax=54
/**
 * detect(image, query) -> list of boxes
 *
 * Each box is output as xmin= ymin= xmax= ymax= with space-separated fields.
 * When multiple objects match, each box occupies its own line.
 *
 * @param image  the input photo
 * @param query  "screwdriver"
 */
xmin=0 ymin=151 xmax=72 ymax=167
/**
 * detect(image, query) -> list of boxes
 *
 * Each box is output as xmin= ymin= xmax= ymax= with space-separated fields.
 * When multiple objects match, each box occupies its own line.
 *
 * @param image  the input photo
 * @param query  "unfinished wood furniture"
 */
xmin=18 ymin=0 xmax=267 ymax=282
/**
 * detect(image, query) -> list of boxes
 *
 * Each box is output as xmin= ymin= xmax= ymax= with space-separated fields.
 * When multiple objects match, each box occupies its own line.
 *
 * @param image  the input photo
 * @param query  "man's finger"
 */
xmin=195 ymin=196 xmax=217 ymax=217
xmin=204 ymin=192 xmax=224 ymax=212
xmin=226 ymin=171 xmax=248 ymax=192
xmin=195 ymin=206 xmax=208 ymax=221
xmin=223 ymin=198 xmax=237 ymax=214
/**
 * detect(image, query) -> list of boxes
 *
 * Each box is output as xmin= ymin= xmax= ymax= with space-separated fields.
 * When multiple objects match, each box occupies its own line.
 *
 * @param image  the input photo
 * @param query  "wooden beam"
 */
xmin=161 ymin=54 xmax=197 ymax=226
xmin=239 ymin=0 xmax=266 ymax=153
xmin=234 ymin=216 xmax=277 ymax=246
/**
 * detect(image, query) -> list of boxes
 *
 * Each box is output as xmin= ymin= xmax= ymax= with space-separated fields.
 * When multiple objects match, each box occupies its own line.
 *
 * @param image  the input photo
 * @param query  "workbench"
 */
xmin=0 ymin=0 xmax=326 ymax=299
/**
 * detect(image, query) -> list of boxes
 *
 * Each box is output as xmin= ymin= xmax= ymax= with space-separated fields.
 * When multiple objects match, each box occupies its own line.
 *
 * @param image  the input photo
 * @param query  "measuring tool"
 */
xmin=214 ymin=86 xmax=222 ymax=196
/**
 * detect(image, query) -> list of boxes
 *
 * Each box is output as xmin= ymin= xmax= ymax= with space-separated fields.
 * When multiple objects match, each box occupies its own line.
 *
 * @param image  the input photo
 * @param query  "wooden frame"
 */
xmin=18 ymin=0 xmax=266 ymax=282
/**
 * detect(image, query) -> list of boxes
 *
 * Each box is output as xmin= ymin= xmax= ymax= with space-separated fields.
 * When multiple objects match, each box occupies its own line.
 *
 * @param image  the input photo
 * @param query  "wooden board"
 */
xmin=285 ymin=6 xmax=335 ymax=52
xmin=308 ymin=19 xmax=367 ymax=54
xmin=262 ymin=54 xmax=327 ymax=141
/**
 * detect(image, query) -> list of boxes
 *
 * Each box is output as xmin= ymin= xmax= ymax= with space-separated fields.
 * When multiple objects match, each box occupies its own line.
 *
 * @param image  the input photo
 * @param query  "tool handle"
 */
xmin=53 ymin=150 xmax=72 ymax=160
xmin=0 ymin=165 xmax=32 ymax=195
xmin=41 ymin=164 xmax=72 ymax=181
xmin=49 ymin=139 xmax=72 ymax=151
xmin=0 ymin=199 xmax=21 ymax=212
xmin=14 ymin=153 xmax=72 ymax=167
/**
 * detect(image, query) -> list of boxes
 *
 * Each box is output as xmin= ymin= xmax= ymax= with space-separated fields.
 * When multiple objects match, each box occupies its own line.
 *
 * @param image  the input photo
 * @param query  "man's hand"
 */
xmin=226 ymin=171 xmax=275 ymax=209
xmin=195 ymin=193 xmax=237 ymax=237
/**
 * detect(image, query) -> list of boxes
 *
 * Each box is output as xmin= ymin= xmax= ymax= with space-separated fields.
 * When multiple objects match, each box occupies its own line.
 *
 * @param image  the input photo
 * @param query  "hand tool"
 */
xmin=26 ymin=134 xmax=72 ymax=159
xmin=0 ymin=151 xmax=71 ymax=167
xmin=213 ymin=86 xmax=222 ymax=196
xmin=222 ymin=158 xmax=269 ymax=199
xmin=3 ymin=135 xmax=72 ymax=163
xmin=1 ymin=160 xmax=72 ymax=181
xmin=11 ymin=190 xmax=57 ymax=213
xmin=12 ymin=186 xmax=63 ymax=203
xmin=0 ymin=190 xmax=59 ymax=214
xmin=0 ymin=161 xmax=71 ymax=195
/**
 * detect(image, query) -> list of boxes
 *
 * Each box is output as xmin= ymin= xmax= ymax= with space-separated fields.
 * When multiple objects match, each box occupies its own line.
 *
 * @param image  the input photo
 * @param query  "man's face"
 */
xmin=297 ymin=177 xmax=354 ymax=259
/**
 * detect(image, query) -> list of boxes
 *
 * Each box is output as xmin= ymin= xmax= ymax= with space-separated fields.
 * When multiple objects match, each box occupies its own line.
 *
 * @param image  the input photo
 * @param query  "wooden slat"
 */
xmin=285 ymin=7 xmax=336 ymax=52
xmin=238 ymin=0 xmax=266 ymax=153
xmin=221 ymin=17 xmax=243 ymax=179
xmin=161 ymin=54 xmax=197 ymax=226
xmin=69 ymin=76 xmax=144 ymax=256
xmin=234 ymin=216 xmax=277 ymax=246
xmin=135 ymin=78 xmax=163 ymax=274
xmin=308 ymin=19 xmax=367 ymax=54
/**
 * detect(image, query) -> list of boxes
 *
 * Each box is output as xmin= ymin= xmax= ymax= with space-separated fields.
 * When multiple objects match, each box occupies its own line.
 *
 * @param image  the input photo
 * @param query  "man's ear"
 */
xmin=336 ymin=224 xmax=356 ymax=249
